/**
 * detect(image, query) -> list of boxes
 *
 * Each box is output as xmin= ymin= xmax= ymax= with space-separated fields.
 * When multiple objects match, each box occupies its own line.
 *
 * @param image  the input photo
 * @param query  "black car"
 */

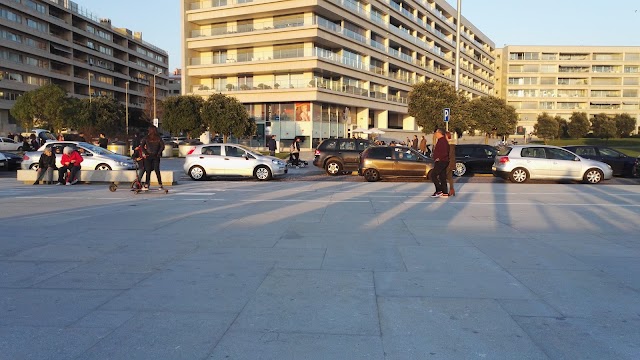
xmin=313 ymin=138 xmax=371 ymax=175
xmin=0 ymin=151 xmax=23 ymax=170
xmin=563 ymin=145 xmax=639 ymax=177
xmin=453 ymin=144 xmax=497 ymax=176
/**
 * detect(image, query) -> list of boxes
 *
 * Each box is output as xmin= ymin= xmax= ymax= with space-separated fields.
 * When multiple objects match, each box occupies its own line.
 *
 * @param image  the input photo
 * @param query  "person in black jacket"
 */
xmin=431 ymin=128 xmax=449 ymax=198
xmin=140 ymin=126 xmax=164 ymax=190
xmin=267 ymin=135 xmax=277 ymax=156
xmin=33 ymin=148 xmax=57 ymax=185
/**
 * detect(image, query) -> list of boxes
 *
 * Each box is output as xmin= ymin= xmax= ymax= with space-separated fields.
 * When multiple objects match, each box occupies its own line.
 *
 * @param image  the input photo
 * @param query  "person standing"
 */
xmin=430 ymin=129 xmax=449 ymax=198
xmin=57 ymin=146 xmax=83 ymax=185
xmin=140 ymin=126 xmax=164 ymax=190
xmin=289 ymin=137 xmax=301 ymax=166
xmin=419 ymin=135 xmax=427 ymax=154
xmin=33 ymin=148 xmax=57 ymax=185
xmin=98 ymin=133 xmax=108 ymax=149
xmin=131 ymin=133 xmax=141 ymax=153
xmin=412 ymin=135 xmax=419 ymax=150
xmin=267 ymin=135 xmax=277 ymax=156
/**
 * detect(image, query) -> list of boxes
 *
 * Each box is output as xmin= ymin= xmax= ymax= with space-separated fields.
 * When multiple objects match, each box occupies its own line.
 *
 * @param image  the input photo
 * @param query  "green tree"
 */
xmin=10 ymin=84 xmax=70 ymax=132
xmin=464 ymin=96 xmax=518 ymax=143
xmin=591 ymin=113 xmax=617 ymax=139
xmin=613 ymin=113 xmax=636 ymax=137
xmin=533 ymin=112 xmax=559 ymax=144
xmin=555 ymin=116 xmax=569 ymax=138
xmin=201 ymin=93 xmax=254 ymax=142
xmin=567 ymin=112 xmax=590 ymax=139
xmin=161 ymin=95 xmax=204 ymax=137
xmin=408 ymin=80 xmax=468 ymax=134
xmin=76 ymin=97 xmax=125 ymax=135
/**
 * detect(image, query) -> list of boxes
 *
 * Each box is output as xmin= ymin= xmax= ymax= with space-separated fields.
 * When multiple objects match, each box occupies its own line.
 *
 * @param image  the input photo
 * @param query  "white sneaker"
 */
xmin=71 ymin=179 xmax=78 ymax=185
xmin=65 ymin=182 xmax=71 ymax=186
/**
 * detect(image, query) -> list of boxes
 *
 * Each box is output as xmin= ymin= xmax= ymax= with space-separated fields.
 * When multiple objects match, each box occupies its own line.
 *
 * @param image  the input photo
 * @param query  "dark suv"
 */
xmin=313 ymin=138 xmax=371 ymax=175
xmin=453 ymin=144 xmax=497 ymax=176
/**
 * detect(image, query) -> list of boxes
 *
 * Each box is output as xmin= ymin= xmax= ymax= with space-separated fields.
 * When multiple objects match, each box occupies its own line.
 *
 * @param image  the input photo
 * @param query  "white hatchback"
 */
xmin=492 ymin=145 xmax=613 ymax=184
xmin=184 ymin=144 xmax=287 ymax=181
xmin=0 ymin=137 xmax=23 ymax=151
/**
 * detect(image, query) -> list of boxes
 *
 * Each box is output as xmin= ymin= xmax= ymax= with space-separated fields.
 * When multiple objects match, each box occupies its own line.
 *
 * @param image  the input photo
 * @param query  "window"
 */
xmin=366 ymin=147 xmax=391 ymax=159
xmin=356 ymin=140 xmax=369 ymax=151
xmin=339 ymin=140 xmax=355 ymax=150
xmin=202 ymin=146 xmax=221 ymax=155
xmin=598 ymin=148 xmax=621 ymax=157
xmin=393 ymin=148 xmax=419 ymax=161
xmin=224 ymin=146 xmax=246 ymax=157
xmin=321 ymin=139 xmax=337 ymax=150
xmin=547 ymin=148 xmax=576 ymax=161
xmin=574 ymin=147 xmax=596 ymax=157
xmin=521 ymin=147 xmax=546 ymax=159
xmin=273 ymin=13 xmax=304 ymax=28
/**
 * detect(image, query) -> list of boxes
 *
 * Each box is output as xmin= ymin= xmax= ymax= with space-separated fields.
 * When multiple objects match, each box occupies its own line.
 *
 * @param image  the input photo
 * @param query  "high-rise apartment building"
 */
xmin=496 ymin=46 xmax=640 ymax=135
xmin=182 ymin=0 xmax=495 ymax=146
xmin=0 ymin=0 xmax=169 ymax=134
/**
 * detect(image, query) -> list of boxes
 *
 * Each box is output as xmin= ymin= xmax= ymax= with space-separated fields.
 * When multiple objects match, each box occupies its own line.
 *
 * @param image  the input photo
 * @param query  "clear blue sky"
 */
xmin=81 ymin=0 xmax=640 ymax=71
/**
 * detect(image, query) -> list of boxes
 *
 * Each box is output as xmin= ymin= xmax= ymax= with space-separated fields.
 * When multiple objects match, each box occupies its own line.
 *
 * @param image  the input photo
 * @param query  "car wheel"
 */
xmin=509 ymin=167 xmax=529 ymax=183
xmin=363 ymin=168 xmax=380 ymax=182
xmin=30 ymin=163 xmax=39 ymax=171
xmin=325 ymin=159 xmax=343 ymax=176
xmin=95 ymin=163 xmax=112 ymax=170
xmin=254 ymin=165 xmax=272 ymax=181
xmin=189 ymin=165 xmax=206 ymax=181
xmin=453 ymin=162 xmax=466 ymax=177
xmin=583 ymin=168 xmax=604 ymax=184
xmin=17 ymin=146 xmax=23 ymax=151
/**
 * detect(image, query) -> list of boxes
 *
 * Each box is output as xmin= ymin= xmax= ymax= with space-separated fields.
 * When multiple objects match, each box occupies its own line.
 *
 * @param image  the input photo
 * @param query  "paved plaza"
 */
xmin=0 ymin=178 xmax=639 ymax=359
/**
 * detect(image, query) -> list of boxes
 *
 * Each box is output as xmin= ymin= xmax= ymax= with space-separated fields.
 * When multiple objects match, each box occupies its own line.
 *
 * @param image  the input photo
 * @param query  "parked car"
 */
xmin=453 ymin=144 xmax=497 ymax=176
xmin=21 ymin=141 xmax=135 ymax=171
xmin=313 ymin=138 xmax=371 ymax=175
xmin=358 ymin=146 xmax=434 ymax=182
xmin=562 ymin=145 xmax=639 ymax=177
xmin=492 ymin=145 xmax=613 ymax=184
xmin=184 ymin=143 xmax=287 ymax=181
xmin=0 ymin=151 xmax=22 ymax=170
xmin=0 ymin=137 xmax=23 ymax=151
xmin=22 ymin=129 xmax=56 ymax=143
xmin=0 ymin=152 xmax=5 ymax=169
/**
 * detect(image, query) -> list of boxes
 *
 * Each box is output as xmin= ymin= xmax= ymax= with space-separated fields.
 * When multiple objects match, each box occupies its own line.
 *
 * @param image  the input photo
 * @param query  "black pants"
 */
xmin=432 ymin=161 xmax=448 ymax=194
xmin=58 ymin=165 xmax=81 ymax=183
xmin=144 ymin=157 xmax=162 ymax=186
xmin=35 ymin=167 xmax=54 ymax=183
xmin=290 ymin=152 xmax=299 ymax=165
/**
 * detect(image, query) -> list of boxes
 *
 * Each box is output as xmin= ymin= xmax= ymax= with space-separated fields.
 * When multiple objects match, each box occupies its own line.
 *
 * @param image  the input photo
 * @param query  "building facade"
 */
xmin=0 ymin=0 xmax=169 ymax=134
xmin=496 ymin=45 xmax=640 ymax=135
xmin=182 ymin=0 xmax=495 ymax=147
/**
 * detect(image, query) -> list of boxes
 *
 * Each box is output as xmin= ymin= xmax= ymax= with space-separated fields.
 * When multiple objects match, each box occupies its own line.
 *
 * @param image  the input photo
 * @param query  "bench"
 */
xmin=17 ymin=170 xmax=180 ymax=185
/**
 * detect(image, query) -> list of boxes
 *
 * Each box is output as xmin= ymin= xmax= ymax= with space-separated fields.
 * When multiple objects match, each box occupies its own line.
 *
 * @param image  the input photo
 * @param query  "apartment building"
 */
xmin=182 ymin=0 xmax=495 ymax=146
xmin=496 ymin=46 xmax=640 ymax=135
xmin=0 ymin=0 xmax=169 ymax=134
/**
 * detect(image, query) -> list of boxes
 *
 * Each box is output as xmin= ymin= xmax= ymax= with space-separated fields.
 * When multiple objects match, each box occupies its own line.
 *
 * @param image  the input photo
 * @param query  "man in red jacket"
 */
xmin=57 ymin=146 xmax=83 ymax=185
xmin=431 ymin=129 xmax=449 ymax=198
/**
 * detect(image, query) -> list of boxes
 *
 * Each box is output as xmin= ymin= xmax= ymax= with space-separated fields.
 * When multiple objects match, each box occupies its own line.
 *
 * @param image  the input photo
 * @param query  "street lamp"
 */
xmin=125 ymin=81 xmax=129 ymax=136
xmin=451 ymin=0 xmax=462 ymax=134
xmin=153 ymin=70 xmax=163 ymax=124
xmin=88 ymin=71 xmax=93 ymax=104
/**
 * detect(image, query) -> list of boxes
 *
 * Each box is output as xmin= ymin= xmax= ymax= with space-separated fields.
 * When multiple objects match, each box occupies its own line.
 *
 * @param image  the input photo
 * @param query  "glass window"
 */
xmin=339 ymin=140 xmax=355 ymax=150
xmin=547 ymin=148 xmax=576 ymax=161
xmin=574 ymin=147 xmax=596 ymax=156
xmin=321 ymin=139 xmax=337 ymax=150
xmin=356 ymin=140 xmax=370 ymax=151
xmin=202 ymin=146 xmax=221 ymax=155
xmin=224 ymin=146 xmax=246 ymax=157
xmin=367 ymin=147 xmax=391 ymax=159
xmin=521 ymin=147 xmax=546 ymax=159
xmin=598 ymin=148 xmax=621 ymax=157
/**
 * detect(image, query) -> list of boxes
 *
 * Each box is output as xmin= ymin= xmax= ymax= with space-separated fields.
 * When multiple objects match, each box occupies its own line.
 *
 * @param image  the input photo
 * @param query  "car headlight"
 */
xmin=118 ymin=161 xmax=130 ymax=166
xmin=272 ymin=159 xmax=285 ymax=166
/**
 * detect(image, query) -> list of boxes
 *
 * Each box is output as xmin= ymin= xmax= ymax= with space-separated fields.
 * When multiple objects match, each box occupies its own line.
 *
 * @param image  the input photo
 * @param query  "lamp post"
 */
xmin=153 ymin=70 xmax=163 ymax=124
xmin=125 ymin=81 xmax=129 ymax=136
xmin=451 ymin=0 xmax=462 ymax=134
xmin=88 ymin=72 xmax=92 ymax=104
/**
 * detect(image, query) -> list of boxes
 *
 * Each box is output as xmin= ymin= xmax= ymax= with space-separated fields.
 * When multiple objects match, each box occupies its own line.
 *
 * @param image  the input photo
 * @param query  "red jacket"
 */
xmin=62 ymin=151 xmax=83 ymax=167
xmin=433 ymin=136 xmax=449 ymax=162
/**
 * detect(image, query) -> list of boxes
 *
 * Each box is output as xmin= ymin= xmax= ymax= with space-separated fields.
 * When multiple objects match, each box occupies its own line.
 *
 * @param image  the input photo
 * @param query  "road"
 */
xmin=0 ymin=175 xmax=639 ymax=359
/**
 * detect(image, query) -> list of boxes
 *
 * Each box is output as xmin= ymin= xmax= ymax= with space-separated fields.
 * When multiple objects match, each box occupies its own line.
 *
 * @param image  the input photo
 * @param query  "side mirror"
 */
xmin=244 ymin=155 xmax=249 ymax=160
xmin=574 ymin=156 xmax=580 ymax=161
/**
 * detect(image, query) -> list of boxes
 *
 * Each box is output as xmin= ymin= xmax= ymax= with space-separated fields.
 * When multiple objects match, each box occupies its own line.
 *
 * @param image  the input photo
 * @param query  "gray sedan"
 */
xmin=21 ymin=141 xmax=135 ymax=171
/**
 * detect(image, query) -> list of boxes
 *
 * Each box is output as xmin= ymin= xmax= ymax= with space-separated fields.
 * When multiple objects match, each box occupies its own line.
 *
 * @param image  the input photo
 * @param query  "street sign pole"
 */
xmin=443 ymin=108 xmax=450 ymax=132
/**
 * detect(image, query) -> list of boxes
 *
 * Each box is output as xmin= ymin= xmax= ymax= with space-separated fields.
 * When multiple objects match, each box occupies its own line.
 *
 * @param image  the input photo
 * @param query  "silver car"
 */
xmin=184 ymin=143 xmax=287 ymax=181
xmin=21 ymin=141 xmax=135 ymax=170
xmin=492 ymin=145 xmax=613 ymax=184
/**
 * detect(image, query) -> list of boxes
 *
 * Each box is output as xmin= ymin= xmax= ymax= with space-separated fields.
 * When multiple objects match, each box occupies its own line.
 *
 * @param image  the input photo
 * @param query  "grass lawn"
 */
xmin=258 ymin=151 xmax=291 ymax=159
xmin=533 ymin=138 xmax=640 ymax=157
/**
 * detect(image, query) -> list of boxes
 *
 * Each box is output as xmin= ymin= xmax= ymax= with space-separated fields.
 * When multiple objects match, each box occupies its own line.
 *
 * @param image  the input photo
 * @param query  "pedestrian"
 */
xmin=57 ymin=133 xmax=64 ymax=141
xmin=419 ymin=135 xmax=427 ymax=154
xmin=29 ymin=134 xmax=39 ymax=151
xmin=33 ymin=148 xmax=57 ymax=185
xmin=98 ymin=133 xmax=108 ymax=149
xmin=289 ymin=137 xmax=301 ymax=166
xmin=22 ymin=137 xmax=31 ymax=151
xmin=131 ymin=133 xmax=141 ymax=152
xmin=77 ymin=132 xmax=86 ymax=142
xmin=267 ymin=135 xmax=277 ymax=156
xmin=430 ymin=129 xmax=449 ymax=198
xmin=412 ymin=135 xmax=419 ymax=150
xmin=57 ymin=146 xmax=83 ymax=185
xmin=132 ymin=144 xmax=146 ymax=185
xmin=140 ymin=126 xmax=164 ymax=190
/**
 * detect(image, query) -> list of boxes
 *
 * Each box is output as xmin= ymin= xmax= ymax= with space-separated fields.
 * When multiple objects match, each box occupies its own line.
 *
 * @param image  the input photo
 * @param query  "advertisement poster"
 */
xmin=295 ymin=102 xmax=311 ymax=121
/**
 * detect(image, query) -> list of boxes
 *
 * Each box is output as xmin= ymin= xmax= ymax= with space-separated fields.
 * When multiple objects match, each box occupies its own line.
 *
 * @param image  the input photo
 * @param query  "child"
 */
xmin=133 ymin=145 xmax=146 ymax=188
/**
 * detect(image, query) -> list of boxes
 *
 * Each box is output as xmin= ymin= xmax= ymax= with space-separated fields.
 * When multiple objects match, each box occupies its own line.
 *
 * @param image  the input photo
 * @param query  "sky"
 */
xmin=80 ymin=0 xmax=640 ymax=71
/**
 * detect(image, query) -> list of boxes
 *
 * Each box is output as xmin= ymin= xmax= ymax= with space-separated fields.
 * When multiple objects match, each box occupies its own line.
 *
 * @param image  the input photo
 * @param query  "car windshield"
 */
xmin=235 ymin=144 xmax=260 ymax=157
xmin=79 ymin=142 xmax=116 ymax=155
xmin=497 ymin=146 xmax=512 ymax=156
xmin=42 ymin=132 xmax=56 ymax=140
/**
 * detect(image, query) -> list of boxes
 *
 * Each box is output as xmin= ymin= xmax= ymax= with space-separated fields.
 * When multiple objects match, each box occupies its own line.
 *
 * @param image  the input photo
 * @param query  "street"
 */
xmin=0 ymin=175 xmax=639 ymax=359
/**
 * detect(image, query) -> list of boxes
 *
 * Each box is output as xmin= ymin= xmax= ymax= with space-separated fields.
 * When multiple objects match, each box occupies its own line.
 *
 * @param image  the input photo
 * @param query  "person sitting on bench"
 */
xmin=57 ymin=146 xmax=83 ymax=185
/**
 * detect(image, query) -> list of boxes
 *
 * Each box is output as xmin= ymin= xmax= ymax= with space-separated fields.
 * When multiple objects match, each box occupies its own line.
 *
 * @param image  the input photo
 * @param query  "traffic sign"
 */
xmin=443 ymin=108 xmax=450 ymax=123
xmin=153 ymin=118 xmax=159 ymax=127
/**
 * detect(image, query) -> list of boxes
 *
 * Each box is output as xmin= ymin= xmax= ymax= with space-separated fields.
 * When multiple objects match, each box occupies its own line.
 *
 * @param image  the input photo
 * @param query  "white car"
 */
xmin=21 ymin=141 xmax=135 ymax=171
xmin=184 ymin=143 xmax=287 ymax=181
xmin=0 ymin=137 xmax=23 ymax=151
xmin=492 ymin=145 xmax=613 ymax=184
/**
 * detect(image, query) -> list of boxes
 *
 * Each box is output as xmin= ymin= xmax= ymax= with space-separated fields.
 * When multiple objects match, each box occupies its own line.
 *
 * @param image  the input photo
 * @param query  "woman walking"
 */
xmin=140 ymin=126 xmax=165 ymax=190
